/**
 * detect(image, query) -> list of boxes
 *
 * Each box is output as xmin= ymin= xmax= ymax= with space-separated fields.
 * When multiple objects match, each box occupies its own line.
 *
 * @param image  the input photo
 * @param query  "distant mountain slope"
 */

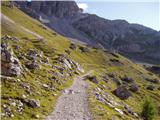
xmin=15 ymin=1 xmax=160 ymax=64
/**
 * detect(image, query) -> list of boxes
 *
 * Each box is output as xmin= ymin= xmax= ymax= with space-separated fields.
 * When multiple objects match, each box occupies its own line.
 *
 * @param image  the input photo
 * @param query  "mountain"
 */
xmin=1 ymin=1 xmax=160 ymax=120
xmin=15 ymin=1 xmax=160 ymax=64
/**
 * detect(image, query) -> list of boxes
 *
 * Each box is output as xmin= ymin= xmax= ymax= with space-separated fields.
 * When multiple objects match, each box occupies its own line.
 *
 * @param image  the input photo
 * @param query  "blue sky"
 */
xmin=76 ymin=0 xmax=160 ymax=31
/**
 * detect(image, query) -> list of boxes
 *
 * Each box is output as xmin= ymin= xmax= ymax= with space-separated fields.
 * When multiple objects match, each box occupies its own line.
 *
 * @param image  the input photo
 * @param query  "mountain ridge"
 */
xmin=15 ymin=1 xmax=160 ymax=65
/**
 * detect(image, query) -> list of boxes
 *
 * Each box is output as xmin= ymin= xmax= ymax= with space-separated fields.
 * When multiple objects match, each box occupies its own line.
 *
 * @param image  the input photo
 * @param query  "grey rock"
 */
xmin=79 ymin=46 xmax=89 ymax=52
xmin=108 ymin=73 xmax=115 ymax=78
xmin=113 ymin=86 xmax=131 ymax=100
xmin=27 ymin=49 xmax=38 ymax=60
xmin=70 ymin=43 xmax=77 ymax=50
xmin=129 ymin=84 xmax=139 ymax=92
xmin=87 ymin=75 xmax=98 ymax=84
xmin=112 ymin=78 xmax=122 ymax=85
xmin=146 ymin=78 xmax=160 ymax=84
xmin=146 ymin=85 xmax=155 ymax=91
xmin=115 ymin=108 xmax=123 ymax=115
xmin=26 ymin=99 xmax=40 ymax=108
xmin=121 ymin=76 xmax=134 ymax=83
xmin=25 ymin=61 xmax=39 ymax=70
xmin=1 ymin=44 xmax=21 ymax=76
xmin=101 ymin=75 xmax=109 ymax=83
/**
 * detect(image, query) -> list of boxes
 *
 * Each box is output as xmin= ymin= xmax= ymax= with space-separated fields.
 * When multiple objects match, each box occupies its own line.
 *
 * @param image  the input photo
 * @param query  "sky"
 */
xmin=76 ymin=0 xmax=160 ymax=31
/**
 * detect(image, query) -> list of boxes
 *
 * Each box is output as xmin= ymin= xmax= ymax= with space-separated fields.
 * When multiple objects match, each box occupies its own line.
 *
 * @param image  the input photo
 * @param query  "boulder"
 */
xmin=146 ymin=85 xmax=155 ymax=91
xmin=121 ymin=76 xmax=134 ymax=83
xmin=113 ymin=78 xmax=122 ymax=85
xmin=79 ymin=46 xmax=89 ymax=52
xmin=146 ymin=78 xmax=160 ymax=84
xmin=113 ymin=86 xmax=131 ymax=100
xmin=1 ymin=43 xmax=21 ymax=76
xmin=69 ymin=43 xmax=77 ymax=50
xmin=1 ymin=48 xmax=13 ymax=63
xmin=25 ymin=61 xmax=39 ymax=70
xmin=101 ymin=75 xmax=109 ymax=83
xmin=9 ymin=64 xmax=21 ymax=77
xmin=25 ymin=99 xmax=40 ymax=108
xmin=65 ymin=49 xmax=71 ymax=55
xmin=87 ymin=75 xmax=98 ymax=84
xmin=129 ymin=84 xmax=139 ymax=92
xmin=108 ymin=73 xmax=115 ymax=78
xmin=27 ymin=49 xmax=38 ymax=60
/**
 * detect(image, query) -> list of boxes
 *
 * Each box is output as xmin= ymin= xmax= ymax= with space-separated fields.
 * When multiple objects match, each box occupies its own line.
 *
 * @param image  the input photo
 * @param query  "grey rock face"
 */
xmin=16 ymin=1 xmax=80 ymax=18
xmin=1 ymin=43 xmax=21 ymax=76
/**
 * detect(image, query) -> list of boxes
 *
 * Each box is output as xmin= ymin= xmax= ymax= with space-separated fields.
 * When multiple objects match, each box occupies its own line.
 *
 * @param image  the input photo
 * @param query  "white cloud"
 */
xmin=77 ymin=3 xmax=88 ymax=11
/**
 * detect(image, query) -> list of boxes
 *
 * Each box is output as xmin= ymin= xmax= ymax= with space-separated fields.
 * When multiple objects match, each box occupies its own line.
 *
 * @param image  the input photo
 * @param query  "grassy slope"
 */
xmin=1 ymin=4 xmax=160 ymax=120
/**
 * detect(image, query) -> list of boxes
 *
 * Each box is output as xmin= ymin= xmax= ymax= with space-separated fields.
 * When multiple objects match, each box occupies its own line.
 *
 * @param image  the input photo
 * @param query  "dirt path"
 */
xmin=46 ymin=72 xmax=92 ymax=120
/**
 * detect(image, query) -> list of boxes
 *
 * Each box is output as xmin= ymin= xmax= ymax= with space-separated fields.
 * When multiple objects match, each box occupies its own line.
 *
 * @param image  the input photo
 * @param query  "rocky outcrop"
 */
xmin=25 ymin=99 xmax=40 ymax=108
xmin=15 ymin=1 xmax=81 ymax=18
xmin=1 ymin=43 xmax=21 ymax=76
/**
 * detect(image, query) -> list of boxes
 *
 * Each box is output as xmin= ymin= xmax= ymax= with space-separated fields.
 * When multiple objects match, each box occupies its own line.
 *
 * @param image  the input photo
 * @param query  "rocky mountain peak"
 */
xmin=16 ymin=1 xmax=81 ymax=18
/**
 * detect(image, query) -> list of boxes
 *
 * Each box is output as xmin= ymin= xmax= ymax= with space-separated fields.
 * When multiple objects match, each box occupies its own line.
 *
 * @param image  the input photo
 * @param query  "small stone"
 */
xmin=1 ymin=113 xmax=5 ymax=116
xmin=115 ymin=108 xmax=123 ymax=115
xmin=42 ymin=84 xmax=49 ymax=88
xmin=22 ymin=94 xmax=27 ymax=98
xmin=121 ymin=76 xmax=134 ymax=83
xmin=17 ymin=100 xmax=23 ymax=107
xmin=3 ymin=104 xmax=7 ymax=108
xmin=10 ymin=102 xmax=16 ymax=106
xmin=52 ymin=93 xmax=57 ymax=96
xmin=10 ymin=114 xmax=14 ymax=117
xmin=69 ymin=89 xmax=75 ymax=94
xmin=35 ymin=114 xmax=40 ymax=118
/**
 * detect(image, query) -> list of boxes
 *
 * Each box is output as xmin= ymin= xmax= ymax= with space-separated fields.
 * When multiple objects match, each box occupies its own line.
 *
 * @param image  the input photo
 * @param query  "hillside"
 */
xmin=1 ymin=2 xmax=160 ymax=120
xmin=15 ymin=1 xmax=160 ymax=65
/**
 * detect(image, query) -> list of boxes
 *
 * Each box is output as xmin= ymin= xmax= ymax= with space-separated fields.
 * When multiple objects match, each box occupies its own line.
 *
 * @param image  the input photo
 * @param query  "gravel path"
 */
xmin=46 ymin=72 xmax=92 ymax=120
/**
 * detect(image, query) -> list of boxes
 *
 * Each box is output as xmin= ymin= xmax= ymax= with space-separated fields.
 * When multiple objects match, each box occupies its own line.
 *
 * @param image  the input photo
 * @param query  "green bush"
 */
xmin=141 ymin=98 xmax=157 ymax=120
